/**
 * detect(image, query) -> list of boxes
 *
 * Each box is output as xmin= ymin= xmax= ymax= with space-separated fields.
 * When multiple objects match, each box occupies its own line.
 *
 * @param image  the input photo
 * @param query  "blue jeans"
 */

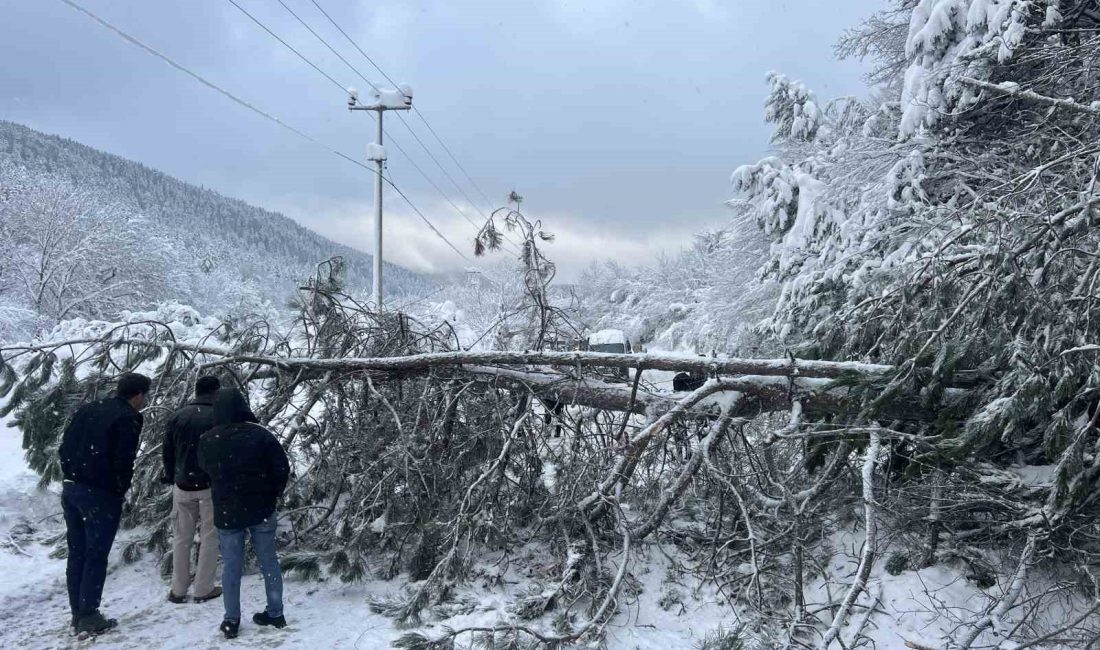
xmin=217 ymin=514 xmax=283 ymax=622
xmin=62 ymin=481 xmax=123 ymax=618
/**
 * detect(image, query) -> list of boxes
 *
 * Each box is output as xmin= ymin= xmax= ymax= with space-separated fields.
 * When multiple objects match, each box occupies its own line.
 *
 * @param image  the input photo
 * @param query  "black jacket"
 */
xmin=198 ymin=389 xmax=290 ymax=530
xmin=59 ymin=396 xmax=144 ymax=497
xmin=162 ymin=396 xmax=216 ymax=490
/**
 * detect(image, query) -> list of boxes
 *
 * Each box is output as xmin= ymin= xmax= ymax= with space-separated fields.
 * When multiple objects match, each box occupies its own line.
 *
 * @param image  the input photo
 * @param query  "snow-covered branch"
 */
xmin=820 ymin=429 xmax=881 ymax=649
xmin=957 ymin=76 xmax=1100 ymax=117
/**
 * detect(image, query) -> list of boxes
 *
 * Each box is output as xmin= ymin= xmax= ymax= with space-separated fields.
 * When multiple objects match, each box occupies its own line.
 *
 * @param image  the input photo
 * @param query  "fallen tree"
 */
xmin=0 ymin=293 xmax=1081 ymax=649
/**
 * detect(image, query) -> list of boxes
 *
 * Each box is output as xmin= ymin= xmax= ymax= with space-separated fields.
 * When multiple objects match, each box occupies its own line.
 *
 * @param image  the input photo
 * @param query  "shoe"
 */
xmin=220 ymin=619 xmax=240 ymax=639
xmin=75 ymin=611 xmax=118 ymax=635
xmin=192 ymin=586 xmax=222 ymax=603
xmin=167 ymin=590 xmax=188 ymax=604
xmin=252 ymin=611 xmax=287 ymax=629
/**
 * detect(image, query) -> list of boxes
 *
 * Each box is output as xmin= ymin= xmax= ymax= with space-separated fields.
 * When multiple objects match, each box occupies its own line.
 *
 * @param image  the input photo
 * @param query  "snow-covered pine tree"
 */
xmin=733 ymin=1 xmax=1100 ymax=643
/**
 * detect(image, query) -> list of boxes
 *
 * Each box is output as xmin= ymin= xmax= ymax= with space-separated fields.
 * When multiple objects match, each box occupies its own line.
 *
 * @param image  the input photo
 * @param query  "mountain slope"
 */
xmin=0 ymin=120 xmax=430 ymax=308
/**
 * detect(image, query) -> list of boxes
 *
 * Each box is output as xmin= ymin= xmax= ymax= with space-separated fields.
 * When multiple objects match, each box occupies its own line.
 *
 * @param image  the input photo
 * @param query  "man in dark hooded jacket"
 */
xmin=59 ymin=372 xmax=151 ymax=636
xmin=162 ymin=375 xmax=222 ymax=604
xmin=198 ymin=388 xmax=291 ymax=639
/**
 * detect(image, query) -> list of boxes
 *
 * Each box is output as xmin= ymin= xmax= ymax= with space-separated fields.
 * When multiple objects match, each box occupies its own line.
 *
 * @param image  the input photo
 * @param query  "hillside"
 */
xmin=0 ymin=120 xmax=430 ymax=313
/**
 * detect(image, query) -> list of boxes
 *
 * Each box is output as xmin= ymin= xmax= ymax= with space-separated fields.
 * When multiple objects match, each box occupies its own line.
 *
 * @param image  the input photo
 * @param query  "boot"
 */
xmin=220 ymin=619 xmax=239 ymax=639
xmin=75 ymin=611 xmax=118 ymax=635
xmin=192 ymin=586 xmax=222 ymax=603
xmin=167 ymin=590 xmax=188 ymax=604
xmin=253 ymin=611 xmax=287 ymax=629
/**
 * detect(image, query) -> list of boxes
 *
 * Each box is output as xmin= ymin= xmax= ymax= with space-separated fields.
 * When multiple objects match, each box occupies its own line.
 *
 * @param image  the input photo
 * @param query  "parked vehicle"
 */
xmin=587 ymin=329 xmax=631 ymax=378
xmin=587 ymin=329 xmax=631 ymax=354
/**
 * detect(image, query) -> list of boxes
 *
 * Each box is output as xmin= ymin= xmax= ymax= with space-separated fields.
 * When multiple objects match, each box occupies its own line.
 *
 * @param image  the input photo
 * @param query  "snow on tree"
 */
xmin=725 ymin=0 xmax=1100 ymax=645
xmin=0 ymin=120 xmax=434 ymax=325
xmin=0 ymin=168 xmax=182 ymax=323
xmin=901 ymin=0 xmax=1067 ymax=136
xmin=764 ymin=72 xmax=823 ymax=142
xmin=575 ymin=212 xmax=777 ymax=355
xmin=4 ymin=3 xmax=1100 ymax=648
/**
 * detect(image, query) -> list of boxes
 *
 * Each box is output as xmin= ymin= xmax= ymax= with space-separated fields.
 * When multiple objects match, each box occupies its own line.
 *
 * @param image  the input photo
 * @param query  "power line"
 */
xmin=308 ymin=0 xmax=400 ymax=88
xmin=394 ymin=113 xmax=493 ymax=223
xmin=275 ymin=0 xmax=377 ymax=93
xmin=268 ymin=0 xmax=519 ymax=254
xmin=309 ymin=0 xmax=504 ymax=216
xmin=277 ymin=2 xmax=494 ymax=226
xmin=411 ymin=109 xmax=498 ymax=212
xmin=225 ymin=0 xmax=344 ymax=92
xmin=57 ymin=0 xmax=472 ymax=265
xmin=223 ymin=0 xmax=479 ymax=264
xmin=383 ymin=169 xmax=473 ymax=263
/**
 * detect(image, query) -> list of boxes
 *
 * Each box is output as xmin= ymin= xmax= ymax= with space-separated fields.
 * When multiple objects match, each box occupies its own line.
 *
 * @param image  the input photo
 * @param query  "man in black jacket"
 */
xmin=198 ymin=388 xmax=291 ymax=639
xmin=162 ymin=375 xmax=222 ymax=604
xmin=59 ymin=372 xmax=151 ymax=636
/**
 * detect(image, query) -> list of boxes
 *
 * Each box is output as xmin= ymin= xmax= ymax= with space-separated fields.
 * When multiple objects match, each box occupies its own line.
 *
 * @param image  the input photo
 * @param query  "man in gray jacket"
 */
xmin=162 ymin=375 xmax=222 ymax=604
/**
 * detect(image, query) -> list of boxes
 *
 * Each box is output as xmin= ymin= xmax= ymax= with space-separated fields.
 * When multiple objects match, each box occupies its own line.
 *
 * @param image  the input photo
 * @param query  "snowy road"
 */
xmin=0 ymin=417 xmax=405 ymax=649
xmin=0 ymin=416 xmax=727 ymax=649
xmin=3 ymin=411 xmax=1074 ymax=650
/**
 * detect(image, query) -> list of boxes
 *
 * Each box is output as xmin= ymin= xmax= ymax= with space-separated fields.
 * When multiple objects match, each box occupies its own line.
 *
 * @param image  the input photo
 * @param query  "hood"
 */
xmin=213 ymin=387 xmax=259 ymax=426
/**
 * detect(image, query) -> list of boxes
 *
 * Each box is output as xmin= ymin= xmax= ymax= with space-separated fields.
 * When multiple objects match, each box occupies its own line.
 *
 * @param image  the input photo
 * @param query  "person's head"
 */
xmin=213 ymin=387 xmax=258 ymax=427
xmin=195 ymin=375 xmax=221 ymax=398
xmin=116 ymin=373 xmax=152 ymax=410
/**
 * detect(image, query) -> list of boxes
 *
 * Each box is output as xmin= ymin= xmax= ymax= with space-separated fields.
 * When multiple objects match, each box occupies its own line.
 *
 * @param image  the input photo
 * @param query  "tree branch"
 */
xmin=958 ymin=76 xmax=1100 ymax=116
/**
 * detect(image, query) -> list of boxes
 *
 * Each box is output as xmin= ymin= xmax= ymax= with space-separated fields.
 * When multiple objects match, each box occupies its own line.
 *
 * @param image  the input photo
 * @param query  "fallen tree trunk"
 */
xmin=1 ymin=339 xmax=965 ymax=420
xmin=219 ymin=349 xmax=898 ymax=379
xmin=464 ymin=366 xmax=955 ymax=422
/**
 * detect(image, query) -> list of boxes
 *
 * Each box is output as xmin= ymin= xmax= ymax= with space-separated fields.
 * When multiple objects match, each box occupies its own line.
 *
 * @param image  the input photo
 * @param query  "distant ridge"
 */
xmin=0 ymin=120 xmax=431 ymax=303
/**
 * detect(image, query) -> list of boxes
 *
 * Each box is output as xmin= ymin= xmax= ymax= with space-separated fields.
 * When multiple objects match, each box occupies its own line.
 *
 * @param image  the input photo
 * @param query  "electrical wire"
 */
xmin=271 ymin=0 xmax=520 ymax=254
xmin=275 ymin=0 xmax=377 ymax=93
xmin=309 ymin=0 xmax=506 ymax=217
xmin=57 ymin=0 xmax=473 ymax=265
xmin=227 ymin=0 xmax=478 ymax=263
xmin=225 ymin=0 xmax=344 ymax=92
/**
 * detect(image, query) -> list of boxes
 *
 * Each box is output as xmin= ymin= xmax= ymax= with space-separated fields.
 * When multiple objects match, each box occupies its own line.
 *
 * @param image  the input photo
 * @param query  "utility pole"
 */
xmin=348 ymin=84 xmax=413 ymax=312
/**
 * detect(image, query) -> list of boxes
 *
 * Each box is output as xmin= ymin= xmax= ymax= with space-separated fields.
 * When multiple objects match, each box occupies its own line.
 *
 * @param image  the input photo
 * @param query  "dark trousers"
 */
xmin=62 ymin=481 xmax=123 ymax=618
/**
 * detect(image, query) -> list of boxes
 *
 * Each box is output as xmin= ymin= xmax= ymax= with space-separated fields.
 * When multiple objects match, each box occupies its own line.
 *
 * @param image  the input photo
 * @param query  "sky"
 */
xmin=0 ymin=0 xmax=879 ymax=281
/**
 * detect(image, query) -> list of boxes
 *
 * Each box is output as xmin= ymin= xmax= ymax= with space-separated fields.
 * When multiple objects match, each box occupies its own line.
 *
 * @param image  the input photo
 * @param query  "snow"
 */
xmin=540 ymin=460 xmax=558 ymax=494
xmin=0 ymin=412 xmax=734 ymax=649
xmin=899 ymin=0 xmax=1056 ymax=136
xmin=1008 ymin=464 xmax=1057 ymax=488
xmin=366 ymin=143 xmax=386 ymax=162
xmin=803 ymin=524 xmax=1091 ymax=649
xmin=362 ymin=86 xmax=412 ymax=110
xmin=1 ymin=411 xmax=1090 ymax=650
xmin=0 ymin=413 xmax=56 ymax=609
xmin=588 ymin=328 xmax=627 ymax=346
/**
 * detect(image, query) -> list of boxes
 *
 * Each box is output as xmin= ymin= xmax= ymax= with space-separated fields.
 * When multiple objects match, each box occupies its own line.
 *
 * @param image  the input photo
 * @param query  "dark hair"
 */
xmin=116 ymin=373 xmax=152 ymax=399
xmin=195 ymin=375 xmax=221 ymax=396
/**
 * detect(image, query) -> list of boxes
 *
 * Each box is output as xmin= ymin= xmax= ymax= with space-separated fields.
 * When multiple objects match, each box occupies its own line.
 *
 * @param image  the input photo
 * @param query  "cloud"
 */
xmin=270 ymin=193 xmax=710 ymax=283
xmin=1 ymin=0 xmax=877 ymax=283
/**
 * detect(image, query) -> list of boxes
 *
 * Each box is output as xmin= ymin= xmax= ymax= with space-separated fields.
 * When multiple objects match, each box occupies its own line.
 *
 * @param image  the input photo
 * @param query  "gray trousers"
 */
xmin=170 ymin=486 xmax=218 ymax=597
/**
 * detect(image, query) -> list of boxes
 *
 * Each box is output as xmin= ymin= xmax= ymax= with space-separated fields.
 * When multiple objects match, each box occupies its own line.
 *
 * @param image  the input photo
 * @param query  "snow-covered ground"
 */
xmin=1 ymin=404 xmax=1090 ymax=649
xmin=0 ymin=413 xmax=733 ymax=649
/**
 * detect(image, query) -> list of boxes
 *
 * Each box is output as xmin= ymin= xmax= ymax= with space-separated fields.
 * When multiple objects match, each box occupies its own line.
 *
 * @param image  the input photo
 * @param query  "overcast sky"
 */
xmin=1 ymin=0 xmax=878 ymax=280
